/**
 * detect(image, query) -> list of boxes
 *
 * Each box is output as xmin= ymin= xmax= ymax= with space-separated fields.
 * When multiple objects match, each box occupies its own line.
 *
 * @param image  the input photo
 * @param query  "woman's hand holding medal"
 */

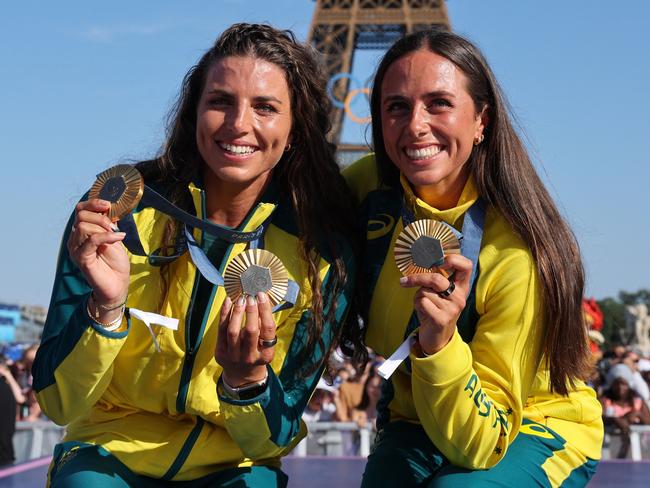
xmin=67 ymin=198 xmax=130 ymax=321
xmin=216 ymin=292 xmax=277 ymax=388
xmin=400 ymin=254 xmax=473 ymax=355
xmin=394 ymin=219 xmax=472 ymax=355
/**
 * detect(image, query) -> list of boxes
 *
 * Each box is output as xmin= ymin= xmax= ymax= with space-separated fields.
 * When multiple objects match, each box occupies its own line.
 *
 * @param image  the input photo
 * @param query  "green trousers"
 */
xmin=47 ymin=441 xmax=287 ymax=488
xmin=361 ymin=420 xmax=598 ymax=487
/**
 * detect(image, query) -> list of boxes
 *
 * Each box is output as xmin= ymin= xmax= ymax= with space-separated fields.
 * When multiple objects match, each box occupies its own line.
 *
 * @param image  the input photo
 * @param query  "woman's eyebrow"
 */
xmin=204 ymin=90 xmax=283 ymax=105
xmin=253 ymin=95 xmax=283 ymax=105
xmin=423 ymin=90 xmax=456 ymax=98
xmin=382 ymin=94 xmax=408 ymax=103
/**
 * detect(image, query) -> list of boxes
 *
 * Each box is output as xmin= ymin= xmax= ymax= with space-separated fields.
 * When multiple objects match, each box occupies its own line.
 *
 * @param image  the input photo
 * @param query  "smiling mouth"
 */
xmin=404 ymin=145 xmax=442 ymax=160
xmin=218 ymin=142 xmax=258 ymax=155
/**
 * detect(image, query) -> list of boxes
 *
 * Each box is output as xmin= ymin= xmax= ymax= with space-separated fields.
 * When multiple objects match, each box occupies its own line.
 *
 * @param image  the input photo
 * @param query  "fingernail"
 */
xmin=111 ymin=223 xmax=120 ymax=232
xmin=247 ymin=295 xmax=257 ymax=306
xmin=399 ymin=277 xmax=408 ymax=286
xmin=97 ymin=199 xmax=110 ymax=206
xmin=115 ymin=232 xmax=126 ymax=237
xmin=223 ymin=297 xmax=232 ymax=308
xmin=257 ymin=292 xmax=267 ymax=303
xmin=237 ymin=296 xmax=246 ymax=306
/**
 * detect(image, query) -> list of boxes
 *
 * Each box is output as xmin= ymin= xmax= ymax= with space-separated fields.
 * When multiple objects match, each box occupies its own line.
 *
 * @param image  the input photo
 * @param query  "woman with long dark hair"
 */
xmin=34 ymin=23 xmax=362 ymax=486
xmin=352 ymin=371 xmax=382 ymax=429
xmin=602 ymin=377 xmax=650 ymax=458
xmin=344 ymin=29 xmax=603 ymax=486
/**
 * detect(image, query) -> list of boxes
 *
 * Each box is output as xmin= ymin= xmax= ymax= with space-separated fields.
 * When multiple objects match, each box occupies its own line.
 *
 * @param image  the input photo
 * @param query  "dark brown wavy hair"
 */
xmin=370 ymin=29 xmax=589 ymax=395
xmin=136 ymin=23 xmax=366 ymax=374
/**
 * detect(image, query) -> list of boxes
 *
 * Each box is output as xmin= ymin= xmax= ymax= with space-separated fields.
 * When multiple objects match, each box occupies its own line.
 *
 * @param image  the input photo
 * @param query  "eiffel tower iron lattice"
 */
xmin=307 ymin=0 xmax=451 ymax=153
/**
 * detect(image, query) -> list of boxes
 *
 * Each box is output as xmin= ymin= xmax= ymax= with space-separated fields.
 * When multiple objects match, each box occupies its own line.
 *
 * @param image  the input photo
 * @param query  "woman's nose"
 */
xmin=406 ymin=106 xmax=429 ymax=137
xmin=228 ymin=105 xmax=252 ymax=133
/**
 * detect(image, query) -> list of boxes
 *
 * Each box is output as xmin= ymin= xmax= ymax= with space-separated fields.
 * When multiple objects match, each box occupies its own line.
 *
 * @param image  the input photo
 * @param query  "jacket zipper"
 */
xmin=176 ymin=196 xmax=264 ymax=413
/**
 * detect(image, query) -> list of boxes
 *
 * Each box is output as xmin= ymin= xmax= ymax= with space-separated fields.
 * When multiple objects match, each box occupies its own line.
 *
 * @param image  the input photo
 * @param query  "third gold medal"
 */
xmin=394 ymin=220 xmax=460 ymax=277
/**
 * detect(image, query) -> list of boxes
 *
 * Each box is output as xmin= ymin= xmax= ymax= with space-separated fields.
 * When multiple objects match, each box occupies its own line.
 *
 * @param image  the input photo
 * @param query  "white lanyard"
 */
xmin=377 ymin=332 xmax=417 ymax=380
xmin=129 ymin=308 xmax=179 ymax=353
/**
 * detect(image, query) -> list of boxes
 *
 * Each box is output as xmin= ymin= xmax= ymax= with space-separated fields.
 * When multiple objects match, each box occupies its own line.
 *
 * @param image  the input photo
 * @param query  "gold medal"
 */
xmin=394 ymin=220 xmax=460 ymax=276
xmin=223 ymin=249 xmax=289 ymax=307
xmin=88 ymin=164 xmax=144 ymax=221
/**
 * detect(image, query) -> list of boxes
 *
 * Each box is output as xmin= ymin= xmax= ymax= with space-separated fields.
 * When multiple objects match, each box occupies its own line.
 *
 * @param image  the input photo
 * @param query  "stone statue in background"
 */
xmin=626 ymin=303 xmax=650 ymax=355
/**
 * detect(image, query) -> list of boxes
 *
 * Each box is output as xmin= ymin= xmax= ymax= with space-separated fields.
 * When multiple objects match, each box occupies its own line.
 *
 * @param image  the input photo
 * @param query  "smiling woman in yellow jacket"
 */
xmin=344 ymin=29 xmax=603 ymax=487
xmin=34 ymin=24 xmax=361 ymax=487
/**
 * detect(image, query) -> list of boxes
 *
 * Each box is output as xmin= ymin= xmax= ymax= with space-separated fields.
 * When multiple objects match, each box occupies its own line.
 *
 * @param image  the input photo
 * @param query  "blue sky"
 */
xmin=1 ymin=1 xmax=648 ymax=306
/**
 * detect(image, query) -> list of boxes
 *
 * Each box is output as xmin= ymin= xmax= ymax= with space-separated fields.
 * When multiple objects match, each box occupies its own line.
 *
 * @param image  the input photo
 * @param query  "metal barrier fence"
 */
xmin=12 ymin=420 xmax=650 ymax=463
xmin=294 ymin=422 xmax=375 ymax=457
xmin=14 ymin=421 xmax=65 ymax=464
xmin=12 ymin=421 xmax=374 ymax=463
xmin=602 ymin=425 xmax=650 ymax=461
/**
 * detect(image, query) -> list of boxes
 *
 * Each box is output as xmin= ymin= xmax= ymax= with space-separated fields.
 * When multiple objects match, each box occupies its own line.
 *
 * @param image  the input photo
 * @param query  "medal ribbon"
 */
xmin=141 ymin=185 xmax=267 ymax=243
xmin=115 ymin=183 xmax=300 ymax=311
xmin=183 ymin=226 xmax=299 ymax=311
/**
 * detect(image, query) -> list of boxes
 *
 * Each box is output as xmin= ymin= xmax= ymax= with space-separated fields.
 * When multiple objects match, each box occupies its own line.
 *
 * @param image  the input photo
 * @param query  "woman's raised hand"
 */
xmin=67 ymin=199 xmax=130 ymax=307
xmin=216 ymin=292 xmax=277 ymax=387
xmin=399 ymin=253 xmax=473 ymax=355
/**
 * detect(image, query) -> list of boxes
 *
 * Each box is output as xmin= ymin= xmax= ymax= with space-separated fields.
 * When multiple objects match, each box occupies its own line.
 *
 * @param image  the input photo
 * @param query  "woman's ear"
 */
xmin=473 ymin=105 xmax=489 ymax=145
xmin=284 ymin=133 xmax=294 ymax=152
xmin=475 ymin=105 xmax=489 ymax=139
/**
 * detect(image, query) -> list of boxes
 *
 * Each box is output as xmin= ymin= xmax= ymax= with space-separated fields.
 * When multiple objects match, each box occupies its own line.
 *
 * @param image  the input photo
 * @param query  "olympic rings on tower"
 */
xmin=326 ymin=73 xmax=371 ymax=124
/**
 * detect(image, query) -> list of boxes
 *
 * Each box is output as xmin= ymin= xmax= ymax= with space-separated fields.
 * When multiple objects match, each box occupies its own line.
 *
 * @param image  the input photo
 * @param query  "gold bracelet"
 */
xmin=86 ymin=298 xmax=124 ymax=331
xmin=91 ymin=292 xmax=127 ymax=320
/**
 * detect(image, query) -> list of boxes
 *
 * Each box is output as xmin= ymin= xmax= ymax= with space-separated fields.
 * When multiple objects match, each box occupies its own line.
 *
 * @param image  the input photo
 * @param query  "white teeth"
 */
xmin=405 ymin=146 xmax=441 ymax=160
xmin=219 ymin=142 xmax=256 ymax=155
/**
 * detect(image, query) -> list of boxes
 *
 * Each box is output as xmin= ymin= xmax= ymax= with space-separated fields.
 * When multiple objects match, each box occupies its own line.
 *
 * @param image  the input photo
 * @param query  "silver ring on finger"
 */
xmin=438 ymin=281 xmax=455 ymax=298
xmin=259 ymin=336 xmax=278 ymax=348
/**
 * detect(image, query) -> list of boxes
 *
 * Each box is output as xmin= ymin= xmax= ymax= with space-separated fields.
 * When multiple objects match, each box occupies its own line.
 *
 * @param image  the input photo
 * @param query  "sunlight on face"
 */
xmin=196 ymin=55 xmax=292 ymax=190
xmin=381 ymin=49 xmax=486 ymax=209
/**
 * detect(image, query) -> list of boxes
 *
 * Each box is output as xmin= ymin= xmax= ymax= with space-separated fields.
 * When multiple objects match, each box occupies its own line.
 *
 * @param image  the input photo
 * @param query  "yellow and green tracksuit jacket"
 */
xmin=33 ymin=178 xmax=354 ymax=481
xmin=344 ymin=155 xmax=602 ymax=470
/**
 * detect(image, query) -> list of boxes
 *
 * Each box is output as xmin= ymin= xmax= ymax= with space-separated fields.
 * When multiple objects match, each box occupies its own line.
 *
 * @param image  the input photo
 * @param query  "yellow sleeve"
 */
xmin=410 ymin=245 xmax=543 ymax=469
xmin=33 ymin=213 xmax=130 ymax=425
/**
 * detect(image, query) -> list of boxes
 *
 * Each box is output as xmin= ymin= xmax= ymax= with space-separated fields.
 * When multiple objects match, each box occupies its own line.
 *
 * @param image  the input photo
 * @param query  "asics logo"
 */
xmin=367 ymin=214 xmax=395 ymax=240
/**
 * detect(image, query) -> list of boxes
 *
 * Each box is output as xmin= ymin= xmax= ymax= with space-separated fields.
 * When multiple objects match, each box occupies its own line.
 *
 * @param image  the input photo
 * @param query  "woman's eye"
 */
xmin=256 ymin=103 xmax=277 ymax=113
xmin=386 ymin=101 xmax=409 ymax=113
xmin=429 ymin=98 xmax=452 ymax=109
xmin=207 ymin=97 xmax=228 ymax=107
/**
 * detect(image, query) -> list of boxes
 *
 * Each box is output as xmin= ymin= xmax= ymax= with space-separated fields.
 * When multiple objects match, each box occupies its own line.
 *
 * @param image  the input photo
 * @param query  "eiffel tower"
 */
xmin=308 ymin=0 xmax=451 ymax=161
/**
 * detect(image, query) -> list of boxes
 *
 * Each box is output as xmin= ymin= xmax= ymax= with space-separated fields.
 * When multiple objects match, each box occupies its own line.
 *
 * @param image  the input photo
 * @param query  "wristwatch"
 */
xmin=221 ymin=374 xmax=268 ymax=400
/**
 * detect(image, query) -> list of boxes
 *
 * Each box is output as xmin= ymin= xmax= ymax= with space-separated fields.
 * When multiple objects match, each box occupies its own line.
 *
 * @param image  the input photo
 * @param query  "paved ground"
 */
xmin=1 ymin=456 xmax=648 ymax=486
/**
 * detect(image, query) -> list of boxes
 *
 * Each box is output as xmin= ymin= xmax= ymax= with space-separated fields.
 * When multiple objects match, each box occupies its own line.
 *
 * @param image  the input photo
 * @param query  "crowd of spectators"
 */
xmin=302 ymin=350 xmax=383 ymax=426
xmin=590 ymin=344 xmax=650 ymax=459
xmin=297 ymin=349 xmax=384 ymax=455
xmin=0 ymin=343 xmax=42 ymax=466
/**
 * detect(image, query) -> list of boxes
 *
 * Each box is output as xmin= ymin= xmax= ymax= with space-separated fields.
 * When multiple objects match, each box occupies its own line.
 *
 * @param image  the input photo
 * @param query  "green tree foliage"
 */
xmin=619 ymin=289 xmax=650 ymax=308
xmin=597 ymin=298 xmax=627 ymax=347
